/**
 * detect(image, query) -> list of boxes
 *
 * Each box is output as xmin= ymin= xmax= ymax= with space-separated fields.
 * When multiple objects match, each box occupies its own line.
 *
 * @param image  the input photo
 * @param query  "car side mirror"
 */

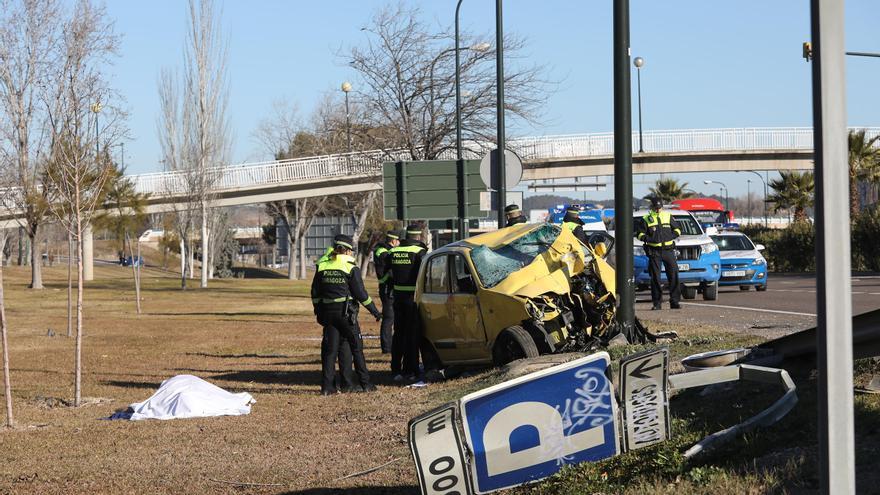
xmin=755 ymin=244 xmax=765 ymax=251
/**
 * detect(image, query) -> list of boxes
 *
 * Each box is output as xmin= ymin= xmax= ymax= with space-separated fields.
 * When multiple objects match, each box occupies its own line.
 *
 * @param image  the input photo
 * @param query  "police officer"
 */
xmin=504 ymin=204 xmax=527 ymax=227
xmin=388 ymin=225 xmax=427 ymax=381
xmin=314 ymin=238 xmax=354 ymax=390
xmin=373 ymin=230 xmax=400 ymax=354
xmin=636 ymin=197 xmax=682 ymax=310
xmin=312 ymin=234 xmax=382 ymax=395
xmin=560 ymin=206 xmax=588 ymax=244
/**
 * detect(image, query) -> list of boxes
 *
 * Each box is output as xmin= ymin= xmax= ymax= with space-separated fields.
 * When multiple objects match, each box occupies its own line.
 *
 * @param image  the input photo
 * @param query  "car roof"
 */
xmin=710 ymin=231 xmax=748 ymax=237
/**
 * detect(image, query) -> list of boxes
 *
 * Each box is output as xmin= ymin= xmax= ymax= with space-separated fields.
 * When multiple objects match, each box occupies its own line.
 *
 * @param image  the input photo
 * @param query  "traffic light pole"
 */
xmin=613 ymin=0 xmax=634 ymax=333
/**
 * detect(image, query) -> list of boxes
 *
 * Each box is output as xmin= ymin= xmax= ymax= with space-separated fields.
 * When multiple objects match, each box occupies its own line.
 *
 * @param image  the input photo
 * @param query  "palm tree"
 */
xmin=648 ymin=178 xmax=696 ymax=203
xmin=768 ymin=171 xmax=814 ymax=222
xmin=848 ymin=129 xmax=880 ymax=218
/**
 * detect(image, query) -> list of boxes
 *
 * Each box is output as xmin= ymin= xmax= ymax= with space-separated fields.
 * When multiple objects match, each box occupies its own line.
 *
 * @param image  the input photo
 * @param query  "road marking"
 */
xmin=679 ymin=302 xmax=816 ymax=317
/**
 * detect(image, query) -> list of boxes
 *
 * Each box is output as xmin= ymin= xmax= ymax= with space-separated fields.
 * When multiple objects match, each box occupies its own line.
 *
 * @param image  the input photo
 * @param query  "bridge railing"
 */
xmin=130 ymin=127 xmax=880 ymax=197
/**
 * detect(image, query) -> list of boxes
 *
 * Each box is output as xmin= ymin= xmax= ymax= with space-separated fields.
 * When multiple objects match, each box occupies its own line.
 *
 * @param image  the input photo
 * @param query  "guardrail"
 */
xmin=130 ymin=127 xmax=880 ymax=198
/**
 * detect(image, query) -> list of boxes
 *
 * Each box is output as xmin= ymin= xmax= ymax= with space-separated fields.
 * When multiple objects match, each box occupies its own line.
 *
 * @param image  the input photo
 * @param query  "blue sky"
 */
xmin=105 ymin=1 xmax=879 ymax=198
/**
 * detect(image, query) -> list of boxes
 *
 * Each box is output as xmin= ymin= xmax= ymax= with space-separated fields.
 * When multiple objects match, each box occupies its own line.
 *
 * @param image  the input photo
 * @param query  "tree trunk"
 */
xmin=28 ymin=229 xmax=42 ymax=289
xmin=179 ymin=237 xmax=187 ymax=289
xmin=126 ymin=232 xmax=141 ymax=314
xmin=188 ymin=237 xmax=195 ymax=281
xmin=74 ymin=213 xmax=84 ymax=407
xmin=851 ymin=175 xmax=860 ymax=219
xmin=287 ymin=234 xmax=295 ymax=280
xmin=67 ymin=230 xmax=73 ymax=338
xmin=17 ymin=228 xmax=24 ymax=266
xmin=200 ymin=202 xmax=208 ymax=288
xmin=299 ymin=234 xmax=307 ymax=279
xmin=0 ymin=245 xmax=13 ymax=428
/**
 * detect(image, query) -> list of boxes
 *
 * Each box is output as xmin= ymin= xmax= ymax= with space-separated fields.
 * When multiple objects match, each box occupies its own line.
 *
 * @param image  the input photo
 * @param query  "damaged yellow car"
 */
xmin=416 ymin=223 xmax=638 ymax=367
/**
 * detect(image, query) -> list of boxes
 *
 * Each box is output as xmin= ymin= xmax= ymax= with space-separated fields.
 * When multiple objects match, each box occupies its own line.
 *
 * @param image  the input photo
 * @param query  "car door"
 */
xmin=448 ymin=253 xmax=488 ymax=360
xmin=419 ymin=254 xmax=458 ymax=362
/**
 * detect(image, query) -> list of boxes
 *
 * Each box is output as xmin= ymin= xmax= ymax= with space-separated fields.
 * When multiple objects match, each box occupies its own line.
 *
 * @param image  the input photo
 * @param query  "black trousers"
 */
xmin=378 ymin=283 xmax=394 ymax=353
xmin=392 ymin=292 xmax=421 ymax=375
xmin=318 ymin=306 xmax=371 ymax=393
xmin=647 ymin=247 xmax=681 ymax=305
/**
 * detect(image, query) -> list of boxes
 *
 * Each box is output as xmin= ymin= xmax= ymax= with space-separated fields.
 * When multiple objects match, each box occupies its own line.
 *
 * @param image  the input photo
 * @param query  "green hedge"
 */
xmin=739 ymin=206 xmax=880 ymax=273
xmin=853 ymin=205 xmax=880 ymax=272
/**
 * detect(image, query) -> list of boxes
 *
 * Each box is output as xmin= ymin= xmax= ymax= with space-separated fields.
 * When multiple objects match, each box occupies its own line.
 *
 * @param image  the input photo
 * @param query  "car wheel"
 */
xmin=682 ymin=286 xmax=697 ymax=300
xmin=492 ymin=325 xmax=539 ymax=367
xmin=756 ymin=284 xmax=767 ymax=292
xmin=703 ymin=281 xmax=718 ymax=301
xmin=740 ymin=285 xmax=750 ymax=291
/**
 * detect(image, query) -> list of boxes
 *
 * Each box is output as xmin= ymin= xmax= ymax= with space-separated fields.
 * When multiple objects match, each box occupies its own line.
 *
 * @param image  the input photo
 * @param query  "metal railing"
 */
xmin=131 ymin=127 xmax=880 ymax=198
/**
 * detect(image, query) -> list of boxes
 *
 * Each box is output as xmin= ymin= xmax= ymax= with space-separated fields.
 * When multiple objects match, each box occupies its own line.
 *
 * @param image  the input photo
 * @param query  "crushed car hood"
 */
xmin=489 ymin=228 xmax=588 ymax=298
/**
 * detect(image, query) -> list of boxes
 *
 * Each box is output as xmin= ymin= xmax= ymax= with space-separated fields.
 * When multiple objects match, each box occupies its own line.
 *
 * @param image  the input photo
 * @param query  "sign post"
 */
xmin=619 ymin=348 xmax=671 ymax=452
xmin=409 ymin=403 xmax=472 ymax=495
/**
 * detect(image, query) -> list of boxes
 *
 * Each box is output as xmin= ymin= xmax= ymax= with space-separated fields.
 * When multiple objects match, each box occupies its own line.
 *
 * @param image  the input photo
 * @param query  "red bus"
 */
xmin=672 ymin=198 xmax=734 ymax=226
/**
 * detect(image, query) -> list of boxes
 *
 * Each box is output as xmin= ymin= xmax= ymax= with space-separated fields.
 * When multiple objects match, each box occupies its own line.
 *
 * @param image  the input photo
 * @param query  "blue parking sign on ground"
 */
xmin=460 ymin=353 xmax=619 ymax=494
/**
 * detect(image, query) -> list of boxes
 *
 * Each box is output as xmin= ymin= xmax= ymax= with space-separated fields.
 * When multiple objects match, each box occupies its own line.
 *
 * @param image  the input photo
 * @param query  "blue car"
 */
xmin=710 ymin=232 xmax=768 ymax=291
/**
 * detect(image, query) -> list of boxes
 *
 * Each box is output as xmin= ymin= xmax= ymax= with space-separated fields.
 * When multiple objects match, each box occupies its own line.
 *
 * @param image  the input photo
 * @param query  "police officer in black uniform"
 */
xmin=388 ymin=225 xmax=428 ymax=381
xmin=636 ymin=197 xmax=682 ymax=310
xmin=504 ymin=204 xmax=527 ymax=227
xmin=373 ymin=230 xmax=400 ymax=354
xmin=312 ymin=234 xmax=382 ymax=395
xmin=560 ymin=206 xmax=588 ymax=244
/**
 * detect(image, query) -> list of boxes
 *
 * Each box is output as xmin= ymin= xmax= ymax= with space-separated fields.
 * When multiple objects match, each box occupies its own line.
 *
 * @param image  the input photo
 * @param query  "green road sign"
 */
xmin=383 ymin=160 xmax=484 ymax=220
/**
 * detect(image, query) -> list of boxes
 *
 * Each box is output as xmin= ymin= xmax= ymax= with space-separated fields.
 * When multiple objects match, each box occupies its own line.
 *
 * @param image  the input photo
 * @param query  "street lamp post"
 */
xmin=704 ymin=179 xmax=729 ymax=212
xmin=747 ymin=179 xmax=752 ymax=223
xmin=90 ymin=101 xmax=102 ymax=158
xmin=340 ymin=82 xmax=353 ymax=155
xmin=495 ymin=0 xmax=506 ymax=230
xmin=737 ymin=170 xmax=768 ymax=227
xmin=633 ymin=56 xmax=645 ymax=153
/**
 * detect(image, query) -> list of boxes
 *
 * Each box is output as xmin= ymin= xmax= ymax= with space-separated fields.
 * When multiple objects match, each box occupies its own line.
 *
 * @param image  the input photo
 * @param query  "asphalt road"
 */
xmin=636 ymin=274 xmax=880 ymax=339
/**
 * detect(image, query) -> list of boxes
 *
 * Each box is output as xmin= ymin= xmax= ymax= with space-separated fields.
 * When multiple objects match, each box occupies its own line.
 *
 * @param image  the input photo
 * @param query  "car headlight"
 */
xmin=633 ymin=246 xmax=645 ymax=256
xmin=701 ymin=242 xmax=718 ymax=255
xmin=752 ymin=258 xmax=766 ymax=266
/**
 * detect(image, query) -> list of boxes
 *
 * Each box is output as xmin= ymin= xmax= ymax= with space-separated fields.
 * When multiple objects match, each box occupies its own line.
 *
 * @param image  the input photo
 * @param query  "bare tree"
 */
xmin=44 ymin=0 xmax=120 ymax=407
xmin=0 ymin=229 xmax=12 ymax=428
xmin=345 ymin=3 xmax=550 ymax=160
xmin=0 ymin=0 xmax=64 ymax=289
xmin=185 ymin=0 xmax=231 ymax=289
xmin=157 ymin=68 xmax=196 ymax=289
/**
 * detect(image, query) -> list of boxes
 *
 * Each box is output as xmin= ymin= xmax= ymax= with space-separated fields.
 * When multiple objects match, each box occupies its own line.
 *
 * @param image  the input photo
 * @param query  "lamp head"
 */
xmin=633 ymin=56 xmax=645 ymax=68
xmin=341 ymin=82 xmax=352 ymax=93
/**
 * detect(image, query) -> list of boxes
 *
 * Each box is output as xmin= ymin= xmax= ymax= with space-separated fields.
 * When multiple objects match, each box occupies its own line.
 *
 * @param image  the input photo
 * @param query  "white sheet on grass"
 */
xmin=129 ymin=375 xmax=255 ymax=421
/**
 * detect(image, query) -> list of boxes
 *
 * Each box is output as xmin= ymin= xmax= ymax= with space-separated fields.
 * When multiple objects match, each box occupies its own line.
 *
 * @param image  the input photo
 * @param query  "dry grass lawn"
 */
xmin=0 ymin=262 xmax=877 ymax=494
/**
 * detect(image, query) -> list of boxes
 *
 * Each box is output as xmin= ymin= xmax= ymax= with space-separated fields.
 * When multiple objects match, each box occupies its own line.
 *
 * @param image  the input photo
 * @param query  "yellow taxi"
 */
xmin=415 ymin=223 xmax=618 ymax=366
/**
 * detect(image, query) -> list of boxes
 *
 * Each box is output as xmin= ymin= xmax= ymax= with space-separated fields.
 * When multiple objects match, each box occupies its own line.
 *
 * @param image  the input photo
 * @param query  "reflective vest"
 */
xmin=312 ymin=254 xmax=373 ymax=306
xmin=373 ymin=243 xmax=391 ymax=284
xmin=639 ymin=211 xmax=680 ymax=248
xmin=388 ymin=242 xmax=426 ymax=292
xmin=562 ymin=221 xmax=579 ymax=232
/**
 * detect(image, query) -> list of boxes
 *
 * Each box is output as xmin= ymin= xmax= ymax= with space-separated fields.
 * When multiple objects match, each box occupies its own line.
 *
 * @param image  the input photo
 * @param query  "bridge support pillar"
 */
xmin=83 ymin=224 xmax=94 ymax=281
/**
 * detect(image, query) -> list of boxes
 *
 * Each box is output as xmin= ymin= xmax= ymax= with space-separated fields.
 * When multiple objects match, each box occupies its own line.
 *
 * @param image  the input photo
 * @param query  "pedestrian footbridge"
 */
xmin=125 ymin=127 xmax=877 ymax=212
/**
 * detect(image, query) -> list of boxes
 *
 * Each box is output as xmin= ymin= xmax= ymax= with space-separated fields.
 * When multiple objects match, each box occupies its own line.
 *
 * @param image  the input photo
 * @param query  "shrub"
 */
xmin=853 ymin=206 xmax=880 ymax=272
xmin=765 ymin=221 xmax=815 ymax=272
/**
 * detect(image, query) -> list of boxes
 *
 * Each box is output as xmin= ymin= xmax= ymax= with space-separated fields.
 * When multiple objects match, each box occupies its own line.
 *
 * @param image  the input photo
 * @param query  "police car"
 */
xmin=709 ymin=231 xmax=768 ymax=291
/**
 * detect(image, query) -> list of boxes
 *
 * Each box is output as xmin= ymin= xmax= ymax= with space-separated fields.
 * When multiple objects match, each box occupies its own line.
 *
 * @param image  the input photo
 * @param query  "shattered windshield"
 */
xmin=470 ymin=224 xmax=561 ymax=288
